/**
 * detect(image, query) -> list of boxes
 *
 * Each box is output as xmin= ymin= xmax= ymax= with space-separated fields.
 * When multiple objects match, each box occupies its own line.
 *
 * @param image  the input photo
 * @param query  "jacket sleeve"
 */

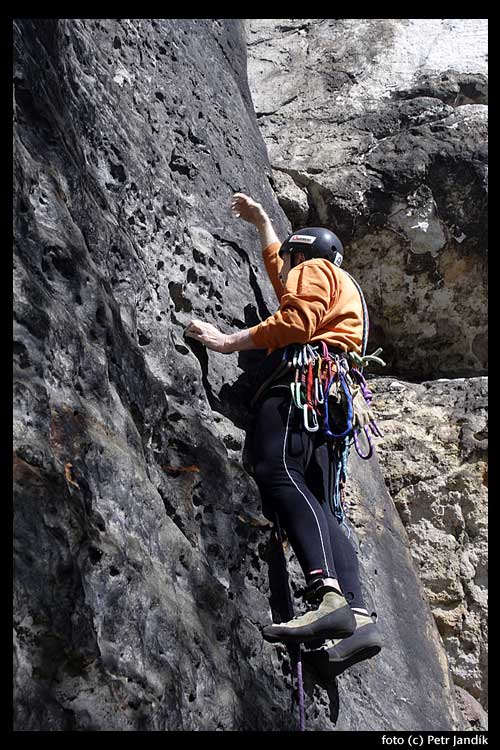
xmin=262 ymin=241 xmax=285 ymax=303
xmin=248 ymin=261 xmax=336 ymax=349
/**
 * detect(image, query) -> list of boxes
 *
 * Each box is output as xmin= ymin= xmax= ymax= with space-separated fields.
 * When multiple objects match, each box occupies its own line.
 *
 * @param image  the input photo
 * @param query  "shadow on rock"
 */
xmin=218 ymin=348 xmax=269 ymax=428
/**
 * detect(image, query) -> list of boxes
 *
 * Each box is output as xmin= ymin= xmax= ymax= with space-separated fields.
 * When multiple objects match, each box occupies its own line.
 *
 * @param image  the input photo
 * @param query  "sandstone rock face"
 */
xmin=454 ymin=686 xmax=488 ymax=732
xmin=246 ymin=19 xmax=488 ymax=378
xmin=14 ymin=19 xmax=465 ymax=730
xmin=370 ymin=376 xmax=488 ymax=714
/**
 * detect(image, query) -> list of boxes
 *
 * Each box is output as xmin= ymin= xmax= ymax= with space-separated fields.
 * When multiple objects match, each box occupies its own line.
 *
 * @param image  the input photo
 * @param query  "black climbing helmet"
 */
xmin=278 ymin=227 xmax=343 ymax=267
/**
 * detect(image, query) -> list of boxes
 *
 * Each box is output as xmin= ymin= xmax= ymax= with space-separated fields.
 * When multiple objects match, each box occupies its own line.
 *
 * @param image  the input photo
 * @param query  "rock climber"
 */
xmin=185 ymin=192 xmax=382 ymax=669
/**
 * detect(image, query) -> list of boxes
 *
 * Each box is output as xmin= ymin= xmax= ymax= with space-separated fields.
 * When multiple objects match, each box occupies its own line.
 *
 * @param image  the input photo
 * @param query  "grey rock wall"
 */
xmin=14 ymin=18 xmax=466 ymax=731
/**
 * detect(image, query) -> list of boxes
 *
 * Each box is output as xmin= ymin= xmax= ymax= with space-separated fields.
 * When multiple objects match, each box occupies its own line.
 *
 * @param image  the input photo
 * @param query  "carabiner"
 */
xmin=291 ymin=381 xmax=306 ymax=408
xmin=303 ymin=404 xmax=319 ymax=432
xmin=323 ymin=371 xmax=354 ymax=440
xmin=306 ymin=344 xmax=316 ymax=363
xmin=314 ymin=377 xmax=324 ymax=404
xmin=353 ymin=426 xmax=374 ymax=459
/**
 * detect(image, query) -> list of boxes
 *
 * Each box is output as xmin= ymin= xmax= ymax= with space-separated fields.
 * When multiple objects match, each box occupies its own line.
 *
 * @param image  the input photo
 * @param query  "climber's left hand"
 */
xmin=185 ymin=319 xmax=231 ymax=353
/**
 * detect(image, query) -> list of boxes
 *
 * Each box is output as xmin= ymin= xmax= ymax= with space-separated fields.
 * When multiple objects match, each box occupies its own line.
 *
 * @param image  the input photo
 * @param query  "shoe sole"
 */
xmin=304 ymin=624 xmax=382 ymax=673
xmin=262 ymin=606 xmax=356 ymax=644
xmin=329 ymin=643 xmax=381 ymax=665
xmin=328 ymin=624 xmax=382 ymax=662
xmin=304 ymin=644 xmax=381 ymax=678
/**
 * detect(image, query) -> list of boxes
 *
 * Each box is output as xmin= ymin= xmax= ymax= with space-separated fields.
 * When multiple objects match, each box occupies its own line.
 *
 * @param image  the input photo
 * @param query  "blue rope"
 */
xmin=323 ymin=369 xmax=354 ymax=440
xmin=330 ymin=438 xmax=351 ymax=527
xmin=326 ymin=270 xmax=369 ymax=525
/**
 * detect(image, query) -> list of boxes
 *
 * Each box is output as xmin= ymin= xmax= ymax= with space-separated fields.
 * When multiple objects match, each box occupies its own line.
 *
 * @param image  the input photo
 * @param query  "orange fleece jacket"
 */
xmin=248 ymin=241 xmax=364 ymax=353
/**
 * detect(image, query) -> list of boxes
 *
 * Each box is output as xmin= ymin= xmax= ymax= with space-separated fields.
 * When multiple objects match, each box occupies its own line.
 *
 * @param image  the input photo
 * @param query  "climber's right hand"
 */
xmin=231 ymin=193 xmax=268 ymax=227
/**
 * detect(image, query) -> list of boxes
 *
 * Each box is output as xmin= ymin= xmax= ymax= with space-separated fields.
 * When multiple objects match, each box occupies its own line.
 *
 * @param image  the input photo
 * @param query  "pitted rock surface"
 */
xmin=369 ymin=376 xmax=488 ymax=713
xmin=14 ymin=19 xmax=467 ymax=731
xmin=246 ymin=18 xmax=488 ymax=377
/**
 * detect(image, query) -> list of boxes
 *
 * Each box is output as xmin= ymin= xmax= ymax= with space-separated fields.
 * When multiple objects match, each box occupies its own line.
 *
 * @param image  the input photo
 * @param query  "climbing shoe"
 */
xmin=262 ymin=578 xmax=356 ymax=644
xmin=304 ymin=611 xmax=382 ymax=674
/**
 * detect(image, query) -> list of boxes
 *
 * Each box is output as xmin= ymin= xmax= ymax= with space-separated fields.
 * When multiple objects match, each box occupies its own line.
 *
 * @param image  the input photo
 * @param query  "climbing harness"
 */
xmin=278 ymin=273 xmax=385 ymax=526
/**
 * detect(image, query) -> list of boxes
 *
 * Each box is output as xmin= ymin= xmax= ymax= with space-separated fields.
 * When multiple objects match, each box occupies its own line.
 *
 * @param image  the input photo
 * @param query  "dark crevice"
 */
xmin=182 ymin=335 xmax=222 ymax=414
xmin=256 ymin=95 xmax=299 ymax=119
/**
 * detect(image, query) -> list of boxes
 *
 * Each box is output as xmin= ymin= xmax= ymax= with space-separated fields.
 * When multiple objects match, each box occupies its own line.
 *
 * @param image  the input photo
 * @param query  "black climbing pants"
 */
xmin=252 ymin=386 xmax=366 ymax=610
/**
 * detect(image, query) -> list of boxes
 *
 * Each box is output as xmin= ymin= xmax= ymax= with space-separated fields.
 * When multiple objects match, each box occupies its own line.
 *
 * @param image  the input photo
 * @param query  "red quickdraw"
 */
xmin=303 ymin=360 xmax=319 ymax=432
xmin=306 ymin=361 xmax=314 ymax=406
